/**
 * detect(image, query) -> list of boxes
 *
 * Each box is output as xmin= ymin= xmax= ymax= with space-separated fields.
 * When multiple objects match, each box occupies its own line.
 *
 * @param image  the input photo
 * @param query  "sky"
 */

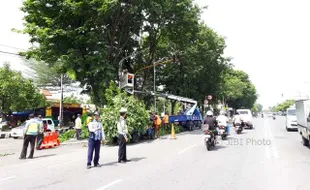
xmin=1 ymin=0 xmax=310 ymax=109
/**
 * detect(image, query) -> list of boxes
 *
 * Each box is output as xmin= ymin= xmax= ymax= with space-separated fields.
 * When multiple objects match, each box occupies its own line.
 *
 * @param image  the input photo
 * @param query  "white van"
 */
xmin=286 ymin=107 xmax=297 ymax=131
xmin=236 ymin=109 xmax=254 ymax=129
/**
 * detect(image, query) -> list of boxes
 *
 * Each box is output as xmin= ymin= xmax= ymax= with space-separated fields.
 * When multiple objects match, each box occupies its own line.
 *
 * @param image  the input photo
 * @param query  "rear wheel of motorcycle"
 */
xmin=206 ymin=141 xmax=211 ymax=151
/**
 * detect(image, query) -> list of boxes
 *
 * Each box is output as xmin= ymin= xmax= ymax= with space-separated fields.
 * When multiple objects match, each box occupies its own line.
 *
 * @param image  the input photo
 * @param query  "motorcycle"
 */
xmin=218 ymin=125 xmax=228 ymax=140
xmin=261 ymin=114 xmax=264 ymax=118
xmin=234 ymin=122 xmax=243 ymax=134
xmin=204 ymin=130 xmax=217 ymax=151
xmin=272 ymin=115 xmax=276 ymax=120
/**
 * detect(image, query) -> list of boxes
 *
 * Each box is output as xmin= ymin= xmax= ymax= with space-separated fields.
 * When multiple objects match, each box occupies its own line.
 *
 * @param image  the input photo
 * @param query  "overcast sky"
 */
xmin=1 ymin=0 xmax=310 ymax=109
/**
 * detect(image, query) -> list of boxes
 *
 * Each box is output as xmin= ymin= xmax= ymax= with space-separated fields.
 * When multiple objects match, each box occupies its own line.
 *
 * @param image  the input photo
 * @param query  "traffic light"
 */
xmin=128 ymin=74 xmax=133 ymax=84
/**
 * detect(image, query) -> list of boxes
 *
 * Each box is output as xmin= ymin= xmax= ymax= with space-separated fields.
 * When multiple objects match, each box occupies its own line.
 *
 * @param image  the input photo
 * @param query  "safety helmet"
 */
xmin=220 ymin=110 xmax=225 ymax=115
xmin=206 ymin=110 xmax=213 ymax=116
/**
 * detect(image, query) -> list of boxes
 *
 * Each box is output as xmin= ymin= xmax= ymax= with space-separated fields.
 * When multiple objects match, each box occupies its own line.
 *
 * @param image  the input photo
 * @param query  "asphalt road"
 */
xmin=1 ymin=117 xmax=310 ymax=190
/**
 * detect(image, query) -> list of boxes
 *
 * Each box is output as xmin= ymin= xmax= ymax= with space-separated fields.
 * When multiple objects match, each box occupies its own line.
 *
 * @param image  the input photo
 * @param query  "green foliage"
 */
xmin=219 ymin=69 xmax=258 ymax=109
xmin=0 ymin=63 xmax=48 ymax=113
xmin=101 ymin=82 xmax=149 ymax=142
xmin=252 ymin=103 xmax=263 ymax=113
xmin=272 ymin=100 xmax=294 ymax=112
xmin=59 ymin=130 xmax=76 ymax=143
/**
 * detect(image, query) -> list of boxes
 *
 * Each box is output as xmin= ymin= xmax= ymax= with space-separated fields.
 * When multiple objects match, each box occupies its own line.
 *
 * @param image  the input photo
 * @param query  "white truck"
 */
xmin=295 ymin=100 xmax=310 ymax=146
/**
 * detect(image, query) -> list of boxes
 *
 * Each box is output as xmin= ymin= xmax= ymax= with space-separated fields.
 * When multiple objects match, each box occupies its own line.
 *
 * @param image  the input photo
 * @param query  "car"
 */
xmin=11 ymin=118 xmax=56 ymax=139
xmin=267 ymin=112 xmax=273 ymax=117
xmin=286 ymin=107 xmax=297 ymax=131
xmin=236 ymin=109 xmax=254 ymax=129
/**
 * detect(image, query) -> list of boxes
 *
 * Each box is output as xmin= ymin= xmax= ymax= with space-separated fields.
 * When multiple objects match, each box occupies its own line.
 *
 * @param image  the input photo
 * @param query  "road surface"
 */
xmin=1 ymin=117 xmax=310 ymax=190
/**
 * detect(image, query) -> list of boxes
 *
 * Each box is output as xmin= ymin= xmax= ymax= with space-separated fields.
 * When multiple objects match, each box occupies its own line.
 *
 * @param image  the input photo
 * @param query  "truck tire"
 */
xmin=302 ymin=136 xmax=309 ymax=146
xmin=186 ymin=121 xmax=191 ymax=131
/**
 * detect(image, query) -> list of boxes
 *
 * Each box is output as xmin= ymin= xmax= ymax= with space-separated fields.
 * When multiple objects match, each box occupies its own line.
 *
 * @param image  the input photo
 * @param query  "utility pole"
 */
xmin=59 ymin=74 xmax=64 ymax=127
xmin=154 ymin=61 xmax=156 ymax=112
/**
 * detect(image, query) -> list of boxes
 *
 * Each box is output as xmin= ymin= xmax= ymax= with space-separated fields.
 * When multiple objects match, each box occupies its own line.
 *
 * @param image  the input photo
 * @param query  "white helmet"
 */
xmin=220 ymin=110 xmax=225 ymax=115
xmin=206 ymin=110 xmax=213 ymax=116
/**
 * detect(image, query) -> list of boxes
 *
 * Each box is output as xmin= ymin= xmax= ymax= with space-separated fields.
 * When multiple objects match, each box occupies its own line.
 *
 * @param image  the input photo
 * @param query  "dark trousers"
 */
xmin=36 ymin=133 xmax=44 ymax=150
xmin=76 ymin=129 xmax=81 ymax=140
xmin=87 ymin=138 xmax=101 ymax=166
xmin=118 ymin=134 xmax=127 ymax=162
xmin=20 ymin=135 xmax=37 ymax=158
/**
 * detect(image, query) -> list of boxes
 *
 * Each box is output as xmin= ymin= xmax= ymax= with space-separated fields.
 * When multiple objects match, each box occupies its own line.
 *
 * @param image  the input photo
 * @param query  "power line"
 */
xmin=0 ymin=50 xmax=21 ymax=56
xmin=0 ymin=44 xmax=27 ymax=51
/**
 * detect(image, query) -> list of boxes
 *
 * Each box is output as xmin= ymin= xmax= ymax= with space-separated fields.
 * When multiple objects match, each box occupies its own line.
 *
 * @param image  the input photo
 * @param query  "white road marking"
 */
xmin=0 ymin=176 xmax=16 ymax=181
xmin=47 ymin=159 xmax=85 ymax=169
xmin=97 ymin=179 xmax=122 ymax=190
xmin=178 ymin=144 xmax=197 ymax=154
xmin=264 ymin=120 xmax=280 ymax=159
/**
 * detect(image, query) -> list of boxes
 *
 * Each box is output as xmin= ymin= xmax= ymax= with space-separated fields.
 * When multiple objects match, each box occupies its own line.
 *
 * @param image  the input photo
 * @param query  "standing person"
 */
xmin=162 ymin=112 xmax=169 ymax=130
xmin=20 ymin=114 xmax=40 ymax=159
xmin=36 ymin=115 xmax=44 ymax=150
xmin=117 ymin=108 xmax=130 ymax=163
xmin=86 ymin=112 xmax=104 ymax=169
xmin=75 ymin=114 xmax=82 ymax=140
xmin=154 ymin=113 xmax=162 ymax=139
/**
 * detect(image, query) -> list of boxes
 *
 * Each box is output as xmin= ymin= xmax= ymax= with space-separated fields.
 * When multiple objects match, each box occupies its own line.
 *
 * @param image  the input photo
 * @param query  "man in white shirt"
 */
xmin=75 ymin=114 xmax=82 ymax=140
xmin=86 ymin=112 xmax=104 ymax=169
xmin=117 ymin=108 xmax=130 ymax=163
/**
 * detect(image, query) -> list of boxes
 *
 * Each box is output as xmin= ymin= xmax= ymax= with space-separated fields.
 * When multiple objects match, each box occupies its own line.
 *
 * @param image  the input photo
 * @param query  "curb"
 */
xmin=61 ymin=140 xmax=88 ymax=145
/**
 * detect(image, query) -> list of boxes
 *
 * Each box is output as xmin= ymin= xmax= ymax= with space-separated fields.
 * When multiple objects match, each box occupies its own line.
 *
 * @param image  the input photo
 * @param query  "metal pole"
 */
xmin=154 ymin=61 xmax=156 ymax=112
xmin=59 ymin=74 xmax=63 ymax=127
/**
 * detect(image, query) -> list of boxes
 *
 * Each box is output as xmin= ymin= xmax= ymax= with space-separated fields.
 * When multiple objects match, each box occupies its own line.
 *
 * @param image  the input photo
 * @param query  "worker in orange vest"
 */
xmin=162 ymin=112 xmax=169 ymax=130
xmin=154 ymin=113 xmax=162 ymax=139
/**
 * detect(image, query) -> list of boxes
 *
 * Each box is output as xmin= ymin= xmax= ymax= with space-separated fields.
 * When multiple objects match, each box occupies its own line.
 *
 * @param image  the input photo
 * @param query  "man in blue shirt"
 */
xmin=86 ymin=112 xmax=105 ymax=169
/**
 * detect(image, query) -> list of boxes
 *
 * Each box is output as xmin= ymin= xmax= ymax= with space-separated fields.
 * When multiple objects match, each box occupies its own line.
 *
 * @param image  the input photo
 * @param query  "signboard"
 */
xmin=207 ymin=95 xmax=212 ymax=100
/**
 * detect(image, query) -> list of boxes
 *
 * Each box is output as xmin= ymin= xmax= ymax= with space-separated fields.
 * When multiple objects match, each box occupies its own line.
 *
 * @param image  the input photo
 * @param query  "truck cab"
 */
xmin=295 ymin=100 xmax=310 ymax=146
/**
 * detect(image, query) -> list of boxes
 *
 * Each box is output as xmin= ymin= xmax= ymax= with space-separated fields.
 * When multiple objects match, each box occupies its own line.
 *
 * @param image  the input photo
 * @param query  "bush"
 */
xmin=101 ymin=82 xmax=149 ymax=143
xmin=59 ymin=130 xmax=76 ymax=143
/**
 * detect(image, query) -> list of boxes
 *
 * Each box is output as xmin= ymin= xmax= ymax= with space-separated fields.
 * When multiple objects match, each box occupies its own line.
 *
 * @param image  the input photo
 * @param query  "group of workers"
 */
xmin=149 ymin=112 xmax=169 ymax=139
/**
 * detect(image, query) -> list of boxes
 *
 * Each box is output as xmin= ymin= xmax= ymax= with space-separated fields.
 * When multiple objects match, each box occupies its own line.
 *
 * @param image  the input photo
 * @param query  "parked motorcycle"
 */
xmin=218 ymin=125 xmax=228 ymax=140
xmin=204 ymin=130 xmax=217 ymax=151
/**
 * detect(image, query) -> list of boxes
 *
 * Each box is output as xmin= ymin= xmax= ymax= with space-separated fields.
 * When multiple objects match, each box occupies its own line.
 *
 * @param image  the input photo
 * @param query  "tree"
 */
xmin=272 ymin=100 xmax=294 ymax=112
xmin=0 ymin=63 xmax=47 ymax=113
xmin=219 ymin=69 xmax=258 ymax=109
xmin=23 ymin=59 xmax=74 ymax=88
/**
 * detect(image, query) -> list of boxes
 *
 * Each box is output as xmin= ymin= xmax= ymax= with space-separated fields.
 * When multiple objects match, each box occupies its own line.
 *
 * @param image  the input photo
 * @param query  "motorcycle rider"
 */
xmin=233 ymin=111 xmax=244 ymax=128
xmin=203 ymin=111 xmax=218 ymax=137
xmin=216 ymin=110 xmax=229 ymax=134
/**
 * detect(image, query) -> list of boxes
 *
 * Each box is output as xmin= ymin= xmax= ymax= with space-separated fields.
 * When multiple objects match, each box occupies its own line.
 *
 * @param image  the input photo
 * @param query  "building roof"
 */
xmin=41 ymin=88 xmax=52 ymax=96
